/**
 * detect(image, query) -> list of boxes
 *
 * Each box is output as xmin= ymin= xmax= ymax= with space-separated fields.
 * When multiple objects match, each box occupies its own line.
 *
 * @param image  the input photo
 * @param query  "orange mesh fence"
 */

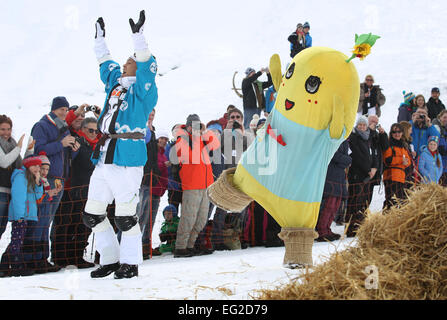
xmin=0 ymin=170 xmax=439 ymax=273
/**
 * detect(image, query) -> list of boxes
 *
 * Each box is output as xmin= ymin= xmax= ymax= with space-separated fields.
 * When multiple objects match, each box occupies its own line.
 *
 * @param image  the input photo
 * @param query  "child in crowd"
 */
xmin=0 ymin=155 xmax=44 ymax=277
xmin=418 ymin=136 xmax=443 ymax=184
xmin=156 ymin=205 xmax=180 ymax=254
xmin=23 ymin=152 xmax=61 ymax=273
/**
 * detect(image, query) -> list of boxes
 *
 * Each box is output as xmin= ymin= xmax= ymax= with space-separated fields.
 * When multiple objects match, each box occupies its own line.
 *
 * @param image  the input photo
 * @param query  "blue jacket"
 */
xmin=410 ymin=121 xmax=440 ymax=157
xmin=9 ymin=168 xmax=44 ymax=221
xmin=31 ymin=113 xmax=71 ymax=178
xmin=264 ymin=86 xmax=276 ymax=113
xmin=323 ymin=140 xmax=352 ymax=199
xmin=95 ymin=56 xmax=158 ymax=167
xmin=305 ymin=34 xmax=312 ymax=47
xmin=418 ymin=146 xmax=443 ymax=183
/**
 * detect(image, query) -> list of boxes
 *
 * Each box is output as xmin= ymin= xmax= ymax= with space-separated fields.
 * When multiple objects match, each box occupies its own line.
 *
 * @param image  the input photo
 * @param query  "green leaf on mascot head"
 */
xmin=269 ymin=54 xmax=282 ymax=92
xmin=354 ymin=33 xmax=381 ymax=46
xmin=346 ymin=33 xmax=381 ymax=63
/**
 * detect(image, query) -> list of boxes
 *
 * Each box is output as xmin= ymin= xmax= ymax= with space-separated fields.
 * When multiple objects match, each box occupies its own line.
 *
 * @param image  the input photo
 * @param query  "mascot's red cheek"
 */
xmin=285 ymin=99 xmax=295 ymax=110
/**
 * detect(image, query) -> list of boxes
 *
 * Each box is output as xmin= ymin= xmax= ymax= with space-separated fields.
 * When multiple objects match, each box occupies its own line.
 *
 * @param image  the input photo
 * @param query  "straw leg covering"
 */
xmin=278 ymin=227 xmax=319 ymax=269
xmin=207 ymin=167 xmax=253 ymax=213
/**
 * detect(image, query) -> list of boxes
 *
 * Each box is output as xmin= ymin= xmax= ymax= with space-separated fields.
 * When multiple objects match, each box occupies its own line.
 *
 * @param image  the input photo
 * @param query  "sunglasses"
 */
xmin=230 ymin=115 xmax=242 ymax=120
xmin=87 ymin=128 xmax=99 ymax=134
xmin=365 ymin=79 xmax=373 ymax=82
xmin=391 ymin=130 xmax=402 ymax=134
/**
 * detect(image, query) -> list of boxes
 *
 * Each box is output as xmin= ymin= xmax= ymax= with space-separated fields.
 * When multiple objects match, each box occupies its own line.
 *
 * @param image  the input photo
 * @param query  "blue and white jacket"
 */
xmin=418 ymin=146 xmax=443 ymax=184
xmin=9 ymin=167 xmax=44 ymax=222
xmin=95 ymin=56 xmax=158 ymax=167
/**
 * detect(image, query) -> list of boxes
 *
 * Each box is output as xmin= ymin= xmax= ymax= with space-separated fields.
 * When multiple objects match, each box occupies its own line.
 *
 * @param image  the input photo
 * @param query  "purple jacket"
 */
xmin=31 ymin=113 xmax=71 ymax=179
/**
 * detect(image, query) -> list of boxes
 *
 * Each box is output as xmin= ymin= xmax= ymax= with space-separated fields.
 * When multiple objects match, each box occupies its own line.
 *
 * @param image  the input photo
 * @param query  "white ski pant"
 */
xmin=85 ymin=159 xmax=144 ymax=265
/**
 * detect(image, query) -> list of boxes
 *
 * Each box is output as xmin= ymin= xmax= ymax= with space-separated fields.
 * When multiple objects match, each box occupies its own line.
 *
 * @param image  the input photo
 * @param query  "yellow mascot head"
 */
xmin=274 ymin=47 xmax=360 ymax=138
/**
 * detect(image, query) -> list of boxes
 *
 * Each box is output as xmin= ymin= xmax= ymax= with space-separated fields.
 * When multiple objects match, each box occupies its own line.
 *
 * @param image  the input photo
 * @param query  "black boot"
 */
xmin=90 ymin=262 xmax=120 ymax=278
xmin=10 ymin=257 xmax=34 ymax=277
xmin=114 ymin=264 xmax=138 ymax=279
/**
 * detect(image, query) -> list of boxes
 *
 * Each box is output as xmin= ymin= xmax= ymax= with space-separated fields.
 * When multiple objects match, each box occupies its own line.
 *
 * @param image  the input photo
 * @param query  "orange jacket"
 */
xmin=175 ymin=126 xmax=220 ymax=190
xmin=382 ymin=144 xmax=411 ymax=183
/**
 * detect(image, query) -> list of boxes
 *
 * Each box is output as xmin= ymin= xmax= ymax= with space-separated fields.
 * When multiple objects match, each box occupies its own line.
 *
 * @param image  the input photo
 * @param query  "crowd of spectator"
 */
xmin=0 ymin=21 xmax=446 ymax=277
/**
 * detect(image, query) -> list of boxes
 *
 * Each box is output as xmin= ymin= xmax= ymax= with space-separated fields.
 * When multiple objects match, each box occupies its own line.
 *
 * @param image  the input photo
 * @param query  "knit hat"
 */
xmin=303 ymin=21 xmax=310 ymax=28
xmin=249 ymin=114 xmax=260 ymax=130
xmin=296 ymin=23 xmax=303 ymax=28
xmin=156 ymin=130 xmax=170 ymax=140
xmin=257 ymin=118 xmax=267 ymax=128
xmin=51 ymin=96 xmax=70 ymax=111
xmin=403 ymin=91 xmax=415 ymax=104
xmin=428 ymin=136 xmax=439 ymax=145
xmin=432 ymin=87 xmax=440 ymax=93
xmin=245 ymin=67 xmax=256 ymax=76
xmin=22 ymin=155 xmax=42 ymax=168
xmin=38 ymin=151 xmax=50 ymax=166
xmin=163 ymin=204 xmax=178 ymax=218
xmin=186 ymin=114 xmax=201 ymax=128
xmin=207 ymin=122 xmax=223 ymax=133
xmin=356 ymin=115 xmax=368 ymax=126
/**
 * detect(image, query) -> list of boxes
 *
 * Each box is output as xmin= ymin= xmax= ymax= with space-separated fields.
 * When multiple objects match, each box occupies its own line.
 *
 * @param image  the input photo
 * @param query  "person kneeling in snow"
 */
xmin=154 ymin=205 xmax=180 ymax=255
xmin=82 ymin=10 xmax=158 ymax=279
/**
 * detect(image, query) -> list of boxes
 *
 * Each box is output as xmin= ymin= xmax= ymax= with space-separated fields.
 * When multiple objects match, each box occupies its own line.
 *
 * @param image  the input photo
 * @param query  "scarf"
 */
xmin=355 ymin=127 xmax=370 ymax=141
xmin=77 ymin=130 xmax=99 ymax=150
xmin=0 ymin=136 xmax=22 ymax=168
xmin=118 ymin=76 xmax=137 ymax=89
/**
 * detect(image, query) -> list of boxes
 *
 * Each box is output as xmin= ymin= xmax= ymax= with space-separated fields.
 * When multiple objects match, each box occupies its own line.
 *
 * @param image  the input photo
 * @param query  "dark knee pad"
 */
xmin=115 ymin=215 xmax=139 ymax=232
xmin=83 ymin=213 xmax=107 ymax=229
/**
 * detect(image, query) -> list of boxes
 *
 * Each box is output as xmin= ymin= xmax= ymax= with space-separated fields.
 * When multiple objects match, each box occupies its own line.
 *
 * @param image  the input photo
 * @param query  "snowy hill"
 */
xmin=0 ymin=0 xmax=446 ymax=300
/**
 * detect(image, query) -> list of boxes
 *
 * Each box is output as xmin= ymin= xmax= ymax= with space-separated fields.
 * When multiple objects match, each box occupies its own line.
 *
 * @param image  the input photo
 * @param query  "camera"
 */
xmin=376 ymin=124 xmax=381 ymax=130
xmin=419 ymin=114 xmax=426 ymax=120
xmin=86 ymin=105 xmax=99 ymax=113
xmin=232 ymin=121 xmax=241 ymax=130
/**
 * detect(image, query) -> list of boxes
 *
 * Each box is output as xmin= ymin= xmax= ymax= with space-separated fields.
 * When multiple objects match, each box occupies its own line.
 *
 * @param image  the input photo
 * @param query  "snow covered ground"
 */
xmin=0 ymin=0 xmax=446 ymax=300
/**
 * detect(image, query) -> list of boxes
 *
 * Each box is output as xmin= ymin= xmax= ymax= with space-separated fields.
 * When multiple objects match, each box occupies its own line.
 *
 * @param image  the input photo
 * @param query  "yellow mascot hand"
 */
xmin=329 ymin=95 xmax=345 ymax=140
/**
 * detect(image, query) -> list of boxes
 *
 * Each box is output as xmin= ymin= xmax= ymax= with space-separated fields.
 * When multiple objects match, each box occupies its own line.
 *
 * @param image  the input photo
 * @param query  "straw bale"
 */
xmin=257 ymin=184 xmax=447 ymax=300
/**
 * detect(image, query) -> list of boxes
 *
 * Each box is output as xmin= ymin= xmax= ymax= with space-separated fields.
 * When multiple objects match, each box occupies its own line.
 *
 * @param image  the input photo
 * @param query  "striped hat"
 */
xmin=403 ymin=91 xmax=415 ymax=104
xmin=22 ymin=155 xmax=42 ymax=168
xmin=38 ymin=151 xmax=50 ymax=166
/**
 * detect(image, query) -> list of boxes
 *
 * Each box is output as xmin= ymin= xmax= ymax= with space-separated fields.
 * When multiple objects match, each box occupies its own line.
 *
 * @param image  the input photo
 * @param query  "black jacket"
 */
xmin=242 ymin=72 xmax=273 ymax=111
xmin=348 ymin=130 xmax=381 ymax=183
xmin=141 ymin=129 xmax=160 ymax=187
xmin=323 ymin=140 xmax=352 ymax=199
xmin=71 ymin=137 xmax=95 ymax=188
xmin=288 ymin=32 xmax=305 ymax=58
xmin=370 ymin=130 xmax=389 ymax=185
xmin=427 ymin=98 xmax=445 ymax=121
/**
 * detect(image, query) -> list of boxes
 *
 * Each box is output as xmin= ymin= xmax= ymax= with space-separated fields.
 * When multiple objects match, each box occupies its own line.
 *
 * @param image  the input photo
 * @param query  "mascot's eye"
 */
xmin=285 ymin=63 xmax=295 ymax=79
xmin=305 ymin=76 xmax=322 ymax=94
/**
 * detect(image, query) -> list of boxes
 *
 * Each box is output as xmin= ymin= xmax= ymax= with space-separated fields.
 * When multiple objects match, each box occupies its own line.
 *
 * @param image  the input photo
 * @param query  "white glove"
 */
xmin=93 ymin=17 xmax=112 ymax=64
xmin=129 ymin=10 xmax=151 ymax=62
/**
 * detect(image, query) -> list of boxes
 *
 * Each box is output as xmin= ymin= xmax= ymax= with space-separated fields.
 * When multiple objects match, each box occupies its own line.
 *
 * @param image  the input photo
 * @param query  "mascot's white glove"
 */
xmin=129 ymin=10 xmax=151 ymax=62
xmin=94 ymin=17 xmax=112 ymax=64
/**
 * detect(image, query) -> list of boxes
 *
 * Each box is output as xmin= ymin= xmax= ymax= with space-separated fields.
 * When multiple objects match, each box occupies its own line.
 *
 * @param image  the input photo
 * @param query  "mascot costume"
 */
xmin=83 ymin=10 xmax=158 ymax=279
xmin=208 ymin=34 xmax=379 ymax=268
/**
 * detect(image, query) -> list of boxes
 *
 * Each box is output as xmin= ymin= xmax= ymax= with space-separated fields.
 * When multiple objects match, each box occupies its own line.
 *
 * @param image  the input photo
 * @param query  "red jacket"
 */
xmin=175 ymin=126 xmax=220 ymax=190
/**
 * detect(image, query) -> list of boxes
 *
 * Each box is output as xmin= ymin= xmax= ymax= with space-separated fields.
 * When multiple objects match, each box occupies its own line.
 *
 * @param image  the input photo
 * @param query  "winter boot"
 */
xmin=316 ymin=233 xmax=341 ymax=242
xmin=174 ymin=248 xmax=194 ymax=258
xmin=114 ymin=264 xmax=138 ymax=279
xmin=74 ymin=259 xmax=95 ymax=269
xmin=10 ymin=259 xmax=34 ymax=277
xmin=90 ymin=262 xmax=120 ymax=278
xmin=278 ymin=227 xmax=318 ymax=269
